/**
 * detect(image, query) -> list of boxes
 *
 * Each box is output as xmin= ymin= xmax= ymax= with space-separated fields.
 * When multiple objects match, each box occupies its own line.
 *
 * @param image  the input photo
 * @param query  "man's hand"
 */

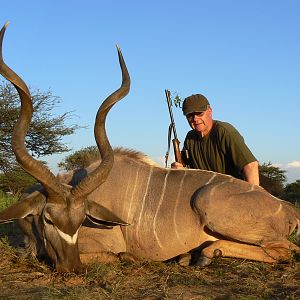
xmin=171 ymin=162 xmax=185 ymax=169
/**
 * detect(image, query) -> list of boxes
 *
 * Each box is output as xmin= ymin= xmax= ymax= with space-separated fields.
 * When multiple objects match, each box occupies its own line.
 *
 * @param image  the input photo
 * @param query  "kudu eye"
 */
xmin=43 ymin=215 xmax=54 ymax=225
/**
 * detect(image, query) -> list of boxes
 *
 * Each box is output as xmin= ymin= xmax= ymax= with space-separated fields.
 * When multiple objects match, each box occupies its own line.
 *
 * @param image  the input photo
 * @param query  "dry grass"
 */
xmin=1 ymin=194 xmax=299 ymax=299
xmin=0 ymin=234 xmax=299 ymax=300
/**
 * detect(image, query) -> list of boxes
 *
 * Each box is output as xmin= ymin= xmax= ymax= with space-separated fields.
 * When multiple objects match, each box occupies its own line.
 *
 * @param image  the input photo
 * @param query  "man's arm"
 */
xmin=242 ymin=161 xmax=259 ymax=185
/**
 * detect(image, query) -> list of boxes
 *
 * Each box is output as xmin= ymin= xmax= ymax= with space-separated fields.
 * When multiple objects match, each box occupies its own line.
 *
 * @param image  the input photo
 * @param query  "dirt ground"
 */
xmin=0 ymin=222 xmax=299 ymax=300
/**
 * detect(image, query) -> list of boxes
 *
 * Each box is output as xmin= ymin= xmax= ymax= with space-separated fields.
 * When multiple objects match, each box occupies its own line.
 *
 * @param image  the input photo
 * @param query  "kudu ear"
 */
xmin=0 ymin=191 xmax=46 ymax=224
xmin=85 ymin=200 xmax=129 ymax=227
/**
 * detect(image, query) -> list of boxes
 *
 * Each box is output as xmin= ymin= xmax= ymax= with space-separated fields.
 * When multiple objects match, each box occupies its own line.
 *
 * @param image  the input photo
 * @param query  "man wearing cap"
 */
xmin=171 ymin=94 xmax=259 ymax=185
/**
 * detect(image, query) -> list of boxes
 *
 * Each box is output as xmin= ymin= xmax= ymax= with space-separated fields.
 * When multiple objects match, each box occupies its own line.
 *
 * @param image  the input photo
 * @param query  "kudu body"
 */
xmin=0 ymin=23 xmax=299 ymax=272
xmin=57 ymin=151 xmax=300 ymax=265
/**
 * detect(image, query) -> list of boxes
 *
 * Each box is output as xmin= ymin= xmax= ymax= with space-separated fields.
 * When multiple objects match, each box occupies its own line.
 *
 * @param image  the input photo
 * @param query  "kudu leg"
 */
xmin=80 ymin=252 xmax=119 ymax=264
xmin=80 ymin=251 xmax=139 ymax=264
xmin=198 ymin=239 xmax=298 ymax=265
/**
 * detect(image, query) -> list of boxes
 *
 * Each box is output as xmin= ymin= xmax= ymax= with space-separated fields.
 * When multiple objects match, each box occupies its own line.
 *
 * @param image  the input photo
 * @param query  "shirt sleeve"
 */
xmin=221 ymin=123 xmax=257 ymax=171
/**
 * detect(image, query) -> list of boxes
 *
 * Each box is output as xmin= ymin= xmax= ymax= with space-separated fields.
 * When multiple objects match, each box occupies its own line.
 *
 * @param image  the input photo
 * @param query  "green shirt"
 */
xmin=183 ymin=121 xmax=257 ymax=180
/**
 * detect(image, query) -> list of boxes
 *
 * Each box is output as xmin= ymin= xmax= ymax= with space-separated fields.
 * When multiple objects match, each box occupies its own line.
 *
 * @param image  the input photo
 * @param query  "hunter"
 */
xmin=171 ymin=94 xmax=259 ymax=185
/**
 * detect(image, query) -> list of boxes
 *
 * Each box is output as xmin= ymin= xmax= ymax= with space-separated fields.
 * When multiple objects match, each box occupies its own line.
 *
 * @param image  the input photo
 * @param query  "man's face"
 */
xmin=186 ymin=107 xmax=213 ymax=135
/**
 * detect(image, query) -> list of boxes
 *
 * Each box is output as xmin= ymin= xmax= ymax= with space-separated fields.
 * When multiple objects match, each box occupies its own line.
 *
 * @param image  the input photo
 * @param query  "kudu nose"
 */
xmin=55 ymin=248 xmax=84 ymax=273
xmin=56 ymin=261 xmax=85 ymax=274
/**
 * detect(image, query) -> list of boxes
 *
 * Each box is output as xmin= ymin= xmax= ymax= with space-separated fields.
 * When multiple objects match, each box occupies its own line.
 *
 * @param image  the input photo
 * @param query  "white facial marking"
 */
xmin=56 ymin=228 xmax=79 ymax=245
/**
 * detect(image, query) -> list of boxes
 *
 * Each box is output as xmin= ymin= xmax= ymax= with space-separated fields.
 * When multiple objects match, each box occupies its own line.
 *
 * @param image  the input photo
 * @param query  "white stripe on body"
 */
xmin=274 ymin=203 xmax=283 ymax=215
xmin=126 ymin=165 xmax=141 ymax=222
xmin=172 ymin=171 xmax=190 ymax=247
xmin=244 ymin=184 xmax=255 ymax=192
xmin=204 ymin=173 xmax=216 ymax=185
xmin=124 ymin=165 xmax=141 ymax=241
xmin=153 ymin=170 xmax=170 ymax=249
xmin=135 ymin=166 xmax=153 ymax=245
xmin=209 ymin=177 xmax=233 ymax=197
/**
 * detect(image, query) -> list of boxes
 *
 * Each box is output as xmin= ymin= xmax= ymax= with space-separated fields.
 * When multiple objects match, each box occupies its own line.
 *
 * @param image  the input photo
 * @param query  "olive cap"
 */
xmin=182 ymin=94 xmax=210 ymax=116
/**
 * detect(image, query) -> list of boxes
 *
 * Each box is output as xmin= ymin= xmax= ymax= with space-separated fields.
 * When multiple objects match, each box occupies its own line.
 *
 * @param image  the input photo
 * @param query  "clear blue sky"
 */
xmin=1 ymin=0 xmax=300 ymax=183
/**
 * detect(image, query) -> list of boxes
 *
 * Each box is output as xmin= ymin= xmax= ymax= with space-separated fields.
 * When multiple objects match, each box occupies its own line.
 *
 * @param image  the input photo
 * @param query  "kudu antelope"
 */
xmin=0 ymin=23 xmax=299 ymax=273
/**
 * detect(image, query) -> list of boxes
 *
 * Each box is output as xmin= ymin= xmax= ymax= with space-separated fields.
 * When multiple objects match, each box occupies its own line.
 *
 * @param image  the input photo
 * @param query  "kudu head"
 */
xmin=0 ymin=22 xmax=130 ymax=272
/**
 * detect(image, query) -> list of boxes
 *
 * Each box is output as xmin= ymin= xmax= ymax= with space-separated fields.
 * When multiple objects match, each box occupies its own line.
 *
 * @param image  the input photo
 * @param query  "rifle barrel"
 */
xmin=165 ymin=89 xmax=178 ymax=140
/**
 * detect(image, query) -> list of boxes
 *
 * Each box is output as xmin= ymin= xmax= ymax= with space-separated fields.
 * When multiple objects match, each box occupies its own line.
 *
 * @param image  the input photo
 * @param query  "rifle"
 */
xmin=165 ymin=89 xmax=184 ymax=167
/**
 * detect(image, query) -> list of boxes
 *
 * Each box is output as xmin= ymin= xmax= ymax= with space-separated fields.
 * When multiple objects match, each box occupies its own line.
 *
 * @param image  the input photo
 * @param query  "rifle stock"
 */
xmin=172 ymin=138 xmax=183 ymax=164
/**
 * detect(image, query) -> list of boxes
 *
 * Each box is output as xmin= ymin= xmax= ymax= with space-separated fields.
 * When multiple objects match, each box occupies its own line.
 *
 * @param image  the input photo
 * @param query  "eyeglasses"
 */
xmin=186 ymin=112 xmax=204 ymax=120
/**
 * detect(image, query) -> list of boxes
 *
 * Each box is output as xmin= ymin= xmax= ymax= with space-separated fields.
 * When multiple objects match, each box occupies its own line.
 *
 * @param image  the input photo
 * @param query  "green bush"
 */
xmin=0 ymin=190 xmax=18 ymax=210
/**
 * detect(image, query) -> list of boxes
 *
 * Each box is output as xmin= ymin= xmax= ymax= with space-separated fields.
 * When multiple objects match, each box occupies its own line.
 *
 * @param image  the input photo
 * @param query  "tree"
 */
xmin=282 ymin=180 xmax=300 ymax=205
xmin=259 ymin=162 xmax=287 ymax=184
xmin=58 ymin=145 xmax=99 ymax=171
xmin=0 ymin=165 xmax=37 ymax=194
xmin=259 ymin=162 xmax=286 ymax=197
xmin=0 ymin=82 xmax=80 ymax=191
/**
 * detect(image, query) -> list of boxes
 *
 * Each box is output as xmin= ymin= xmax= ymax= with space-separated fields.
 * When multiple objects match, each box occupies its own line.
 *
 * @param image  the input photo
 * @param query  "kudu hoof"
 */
xmin=118 ymin=252 xmax=139 ymax=263
xmin=213 ymin=249 xmax=222 ymax=257
xmin=195 ymin=256 xmax=212 ymax=267
xmin=177 ymin=253 xmax=192 ymax=266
